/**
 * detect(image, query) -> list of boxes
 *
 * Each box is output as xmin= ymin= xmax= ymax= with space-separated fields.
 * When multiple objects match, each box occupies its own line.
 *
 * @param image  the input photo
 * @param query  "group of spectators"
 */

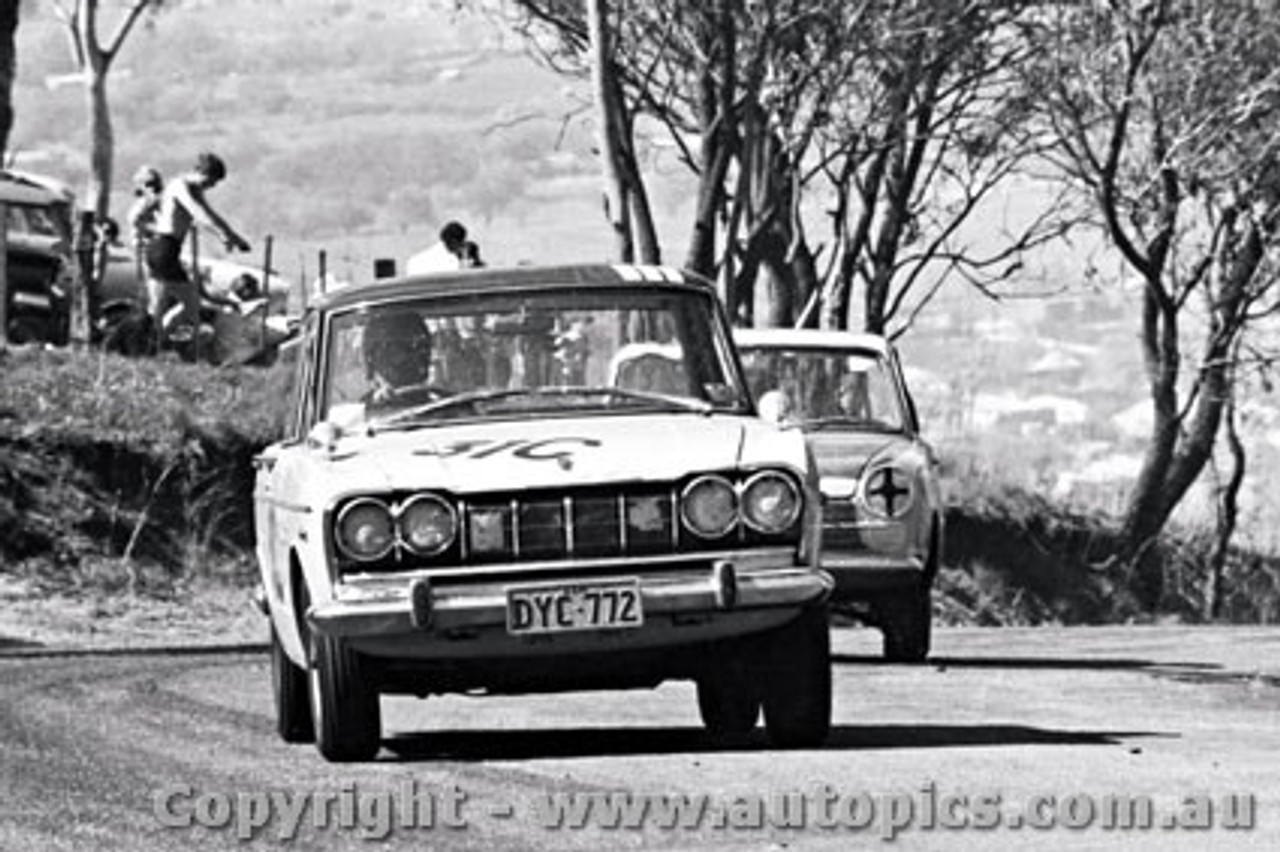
xmin=125 ymin=151 xmax=482 ymax=355
xmin=126 ymin=152 xmax=252 ymax=350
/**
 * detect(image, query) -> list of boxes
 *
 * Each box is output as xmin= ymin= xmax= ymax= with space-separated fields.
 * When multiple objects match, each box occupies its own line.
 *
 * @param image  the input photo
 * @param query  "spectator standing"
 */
xmin=127 ymin=165 xmax=164 ymax=254
xmin=144 ymin=152 xmax=251 ymax=345
xmin=406 ymin=220 xmax=471 ymax=274
xmin=460 ymin=239 xmax=484 ymax=268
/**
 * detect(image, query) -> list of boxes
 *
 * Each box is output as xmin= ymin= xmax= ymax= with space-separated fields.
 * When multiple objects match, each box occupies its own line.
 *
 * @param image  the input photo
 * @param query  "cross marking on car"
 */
xmin=868 ymin=468 xmax=909 ymax=515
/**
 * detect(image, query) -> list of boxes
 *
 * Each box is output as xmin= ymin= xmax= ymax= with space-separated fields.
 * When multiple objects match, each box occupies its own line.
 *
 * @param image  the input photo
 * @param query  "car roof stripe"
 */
xmin=612 ymin=264 xmax=644 ymax=282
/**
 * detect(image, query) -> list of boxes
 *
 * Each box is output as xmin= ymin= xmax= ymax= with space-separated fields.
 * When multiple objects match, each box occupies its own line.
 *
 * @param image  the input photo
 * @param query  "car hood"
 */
xmin=317 ymin=413 xmax=807 ymax=495
xmin=804 ymin=430 xmax=908 ymax=480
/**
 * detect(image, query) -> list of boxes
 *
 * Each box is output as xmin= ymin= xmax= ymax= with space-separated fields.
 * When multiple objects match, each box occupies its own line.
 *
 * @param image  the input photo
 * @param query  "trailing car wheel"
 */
xmin=760 ymin=607 xmax=831 ymax=749
xmin=879 ymin=580 xmax=933 ymax=663
xmin=308 ymin=631 xmax=381 ymax=762
xmin=270 ymin=623 xmax=314 ymax=744
xmin=696 ymin=649 xmax=760 ymax=739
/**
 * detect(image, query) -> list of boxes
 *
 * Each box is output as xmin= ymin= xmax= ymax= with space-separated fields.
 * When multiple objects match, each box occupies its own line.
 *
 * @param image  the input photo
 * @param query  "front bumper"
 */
xmin=308 ymin=555 xmax=831 ymax=644
xmin=823 ymin=551 xmax=927 ymax=597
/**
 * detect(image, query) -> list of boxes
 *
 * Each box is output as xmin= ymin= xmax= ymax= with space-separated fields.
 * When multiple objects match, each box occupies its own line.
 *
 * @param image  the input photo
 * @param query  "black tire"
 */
xmin=307 ymin=631 xmax=381 ymax=762
xmin=270 ymin=623 xmax=314 ymax=744
xmin=760 ymin=607 xmax=832 ymax=749
xmin=696 ymin=651 xmax=760 ymax=739
xmin=880 ymin=581 xmax=932 ymax=663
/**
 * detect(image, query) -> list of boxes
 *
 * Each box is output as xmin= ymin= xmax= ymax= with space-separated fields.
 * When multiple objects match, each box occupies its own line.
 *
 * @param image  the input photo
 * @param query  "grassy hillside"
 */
xmin=14 ymin=0 xmax=697 ymax=287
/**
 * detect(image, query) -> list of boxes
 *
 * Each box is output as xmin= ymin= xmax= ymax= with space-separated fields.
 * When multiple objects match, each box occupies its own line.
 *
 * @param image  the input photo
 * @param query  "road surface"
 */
xmin=1 ymin=625 xmax=1276 ymax=850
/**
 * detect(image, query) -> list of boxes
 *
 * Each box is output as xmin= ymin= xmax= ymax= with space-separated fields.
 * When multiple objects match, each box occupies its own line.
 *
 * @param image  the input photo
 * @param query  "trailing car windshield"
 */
xmin=321 ymin=286 xmax=748 ymax=426
xmin=739 ymin=346 xmax=905 ymax=431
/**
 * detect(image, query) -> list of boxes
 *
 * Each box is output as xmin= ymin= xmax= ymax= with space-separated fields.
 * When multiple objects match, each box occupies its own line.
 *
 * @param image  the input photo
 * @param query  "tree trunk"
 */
xmin=1116 ymin=218 xmax=1261 ymax=568
xmin=684 ymin=0 xmax=736 ymax=286
xmin=0 ymin=0 xmax=17 ymax=161
xmin=586 ymin=0 xmax=633 ymax=263
xmin=1206 ymin=392 xmax=1244 ymax=621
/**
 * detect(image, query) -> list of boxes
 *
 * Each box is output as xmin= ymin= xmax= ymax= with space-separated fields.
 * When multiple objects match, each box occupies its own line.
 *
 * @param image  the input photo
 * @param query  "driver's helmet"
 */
xmin=363 ymin=309 xmax=433 ymax=389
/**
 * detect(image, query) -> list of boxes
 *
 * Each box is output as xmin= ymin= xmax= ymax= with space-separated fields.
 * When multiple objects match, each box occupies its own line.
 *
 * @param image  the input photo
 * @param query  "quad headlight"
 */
xmin=741 ymin=471 xmax=802 ymax=533
xmin=399 ymin=494 xmax=457 ymax=556
xmin=334 ymin=497 xmax=396 ymax=561
xmin=335 ymin=493 xmax=457 ymax=562
xmin=680 ymin=475 xmax=739 ymax=538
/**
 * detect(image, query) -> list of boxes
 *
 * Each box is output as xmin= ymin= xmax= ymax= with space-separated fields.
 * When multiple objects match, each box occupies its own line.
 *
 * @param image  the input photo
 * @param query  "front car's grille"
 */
xmin=821 ymin=499 xmax=865 ymax=551
xmin=466 ymin=488 xmax=676 ymax=564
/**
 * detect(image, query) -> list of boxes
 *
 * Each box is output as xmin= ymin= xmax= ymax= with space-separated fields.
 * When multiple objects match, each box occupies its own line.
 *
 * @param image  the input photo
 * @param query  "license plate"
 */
xmin=507 ymin=579 xmax=643 ymax=635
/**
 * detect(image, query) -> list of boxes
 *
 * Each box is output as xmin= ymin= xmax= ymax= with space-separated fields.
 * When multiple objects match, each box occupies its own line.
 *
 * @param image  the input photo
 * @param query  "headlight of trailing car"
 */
xmin=859 ymin=464 xmax=915 ymax=519
xmin=399 ymin=493 xmax=457 ymax=556
xmin=335 ymin=498 xmax=396 ymax=561
xmin=681 ymin=475 xmax=738 ymax=538
xmin=741 ymin=471 xmax=802 ymax=533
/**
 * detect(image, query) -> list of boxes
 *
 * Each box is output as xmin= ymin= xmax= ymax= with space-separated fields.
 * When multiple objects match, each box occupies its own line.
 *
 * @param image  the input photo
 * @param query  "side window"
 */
xmin=274 ymin=316 xmax=317 ymax=442
xmin=294 ymin=319 xmax=320 ymax=438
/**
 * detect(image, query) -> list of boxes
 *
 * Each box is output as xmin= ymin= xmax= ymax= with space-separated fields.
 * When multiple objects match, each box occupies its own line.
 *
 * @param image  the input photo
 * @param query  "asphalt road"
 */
xmin=0 ymin=626 xmax=1276 ymax=851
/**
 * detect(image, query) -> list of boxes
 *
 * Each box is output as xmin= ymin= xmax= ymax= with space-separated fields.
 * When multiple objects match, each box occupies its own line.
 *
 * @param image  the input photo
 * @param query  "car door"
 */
xmin=254 ymin=321 xmax=315 ymax=610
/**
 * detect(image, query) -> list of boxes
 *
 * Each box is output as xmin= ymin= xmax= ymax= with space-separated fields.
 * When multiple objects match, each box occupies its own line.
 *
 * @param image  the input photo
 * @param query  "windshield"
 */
xmin=738 ymin=346 xmax=905 ymax=431
xmin=7 ymin=203 xmax=69 ymax=242
xmin=320 ymin=286 xmax=748 ymax=426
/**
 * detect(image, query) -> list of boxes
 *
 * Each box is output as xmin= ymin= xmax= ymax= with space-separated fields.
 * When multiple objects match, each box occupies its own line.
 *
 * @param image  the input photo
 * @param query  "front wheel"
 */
xmin=308 ymin=631 xmax=381 ymax=762
xmin=270 ymin=622 xmax=314 ymax=743
xmin=879 ymin=581 xmax=932 ymax=663
xmin=696 ymin=650 xmax=760 ymax=740
xmin=760 ymin=607 xmax=831 ymax=749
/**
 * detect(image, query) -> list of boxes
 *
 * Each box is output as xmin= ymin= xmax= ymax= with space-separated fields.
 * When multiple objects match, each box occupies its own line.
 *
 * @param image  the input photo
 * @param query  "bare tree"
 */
xmin=808 ymin=0 xmax=1073 ymax=335
xmin=502 ymin=0 xmax=659 ymax=263
xmin=53 ymin=0 xmax=163 ymax=222
xmin=497 ymin=0 xmax=1061 ymax=333
xmin=1030 ymin=0 xmax=1280 ymax=570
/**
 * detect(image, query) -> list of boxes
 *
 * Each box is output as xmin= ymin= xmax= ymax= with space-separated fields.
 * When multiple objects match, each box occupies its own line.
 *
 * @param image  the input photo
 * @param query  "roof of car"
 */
xmin=0 ymin=171 xmax=73 ymax=206
xmin=314 ymin=264 xmax=712 ymax=312
xmin=732 ymin=326 xmax=892 ymax=356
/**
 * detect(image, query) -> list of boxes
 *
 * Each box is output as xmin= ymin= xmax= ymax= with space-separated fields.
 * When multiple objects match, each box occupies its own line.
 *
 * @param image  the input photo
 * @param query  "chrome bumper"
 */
xmin=823 ymin=551 xmax=927 ymax=595
xmin=308 ymin=564 xmax=832 ymax=639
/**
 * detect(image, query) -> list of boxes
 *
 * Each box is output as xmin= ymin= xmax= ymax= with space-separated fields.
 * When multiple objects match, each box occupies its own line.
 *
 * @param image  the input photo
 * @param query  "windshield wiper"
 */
xmin=370 ymin=389 xmax=527 ymax=431
xmin=798 ymin=416 xmax=896 ymax=432
xmin=572 ymin=386 xmax=715 ymax=414
xmin=371 ymin=386 xmax=713 ymax=431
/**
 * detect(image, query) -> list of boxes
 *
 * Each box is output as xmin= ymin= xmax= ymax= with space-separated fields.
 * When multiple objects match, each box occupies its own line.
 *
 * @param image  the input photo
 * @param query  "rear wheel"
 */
xmin=760 ymin=607 xmax=831 ymax=748
xmin=308 ymin=631 xmax=381 ymax=762
xmin=696 ymin=650 xmax=760 ymax=740
xmin=270 ymin=623 xmax=313 ymax=743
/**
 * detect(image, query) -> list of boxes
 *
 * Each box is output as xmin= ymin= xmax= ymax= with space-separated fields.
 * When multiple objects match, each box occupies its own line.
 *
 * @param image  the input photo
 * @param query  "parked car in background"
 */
xmin=97 ymin=249 xmax=295 ymax=363
xmin=255 ymin=264 xmax=833 ymax=762
xmin=0 ymin=171 xmax=76 ymax=345
xmin=734 ymin=328 xmax=944 ymax=662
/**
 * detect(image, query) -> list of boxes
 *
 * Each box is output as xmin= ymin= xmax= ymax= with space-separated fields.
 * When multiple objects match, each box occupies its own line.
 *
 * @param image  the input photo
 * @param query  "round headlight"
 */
xmin=681 ymin=475 xmax=738 ymax=538
xmin=399 ymin=494 xmax=457 ymax=556
xmin=741 ymin=471 xmax=802 ymax=533
xmin=860 ymin=465 xmax=914 ymax=518
xmin=335 ymin=498 xmax=395 ymax=561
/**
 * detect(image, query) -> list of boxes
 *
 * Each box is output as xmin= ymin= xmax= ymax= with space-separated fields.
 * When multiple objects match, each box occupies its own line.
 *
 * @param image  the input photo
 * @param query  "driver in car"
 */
xmin=363 ymin=310 xmax=441 ymax=414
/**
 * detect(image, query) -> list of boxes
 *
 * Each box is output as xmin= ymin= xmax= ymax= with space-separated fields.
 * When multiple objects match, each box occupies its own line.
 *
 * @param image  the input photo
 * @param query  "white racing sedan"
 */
xmin=254 ymin=263 xmax=833 ymax=761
